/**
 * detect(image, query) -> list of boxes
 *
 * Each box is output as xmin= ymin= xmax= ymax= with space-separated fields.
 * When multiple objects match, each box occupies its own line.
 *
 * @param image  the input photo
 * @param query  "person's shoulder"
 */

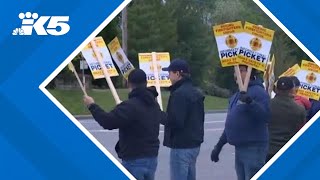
xmin=296 ymin=102 xmax=306 ymax=112
xmin=250 ymin=84 xmax=266 ymax=92
xmin=116 ymin=99 xmax=136 ymax=109
xmin=289 ymin=100 xmax=306 ymax=113
xmin=248 ymin=85 xmax=269 ymax=99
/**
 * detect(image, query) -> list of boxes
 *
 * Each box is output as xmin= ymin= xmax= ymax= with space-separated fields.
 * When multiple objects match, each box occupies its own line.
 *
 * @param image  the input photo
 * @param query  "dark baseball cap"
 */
xmin=128 ymin=69 xmax=147 ymax=85
xmin=162 ymin=59 xmax=190 ymax=73
xmin=289 ymin=76 xmax=301 ymax=87
xmin=276 ymin=77 xmax=294 ymax=91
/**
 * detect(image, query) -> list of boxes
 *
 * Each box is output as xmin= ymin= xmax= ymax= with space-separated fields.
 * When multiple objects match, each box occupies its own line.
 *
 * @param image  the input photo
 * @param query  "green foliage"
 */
xmin=52 ymin=0 xmax=310 ymax=97
xmin=127 ymin=0 xmax=177 ymax=67
xmin=49 ymin=89 xmax=229 ymax=115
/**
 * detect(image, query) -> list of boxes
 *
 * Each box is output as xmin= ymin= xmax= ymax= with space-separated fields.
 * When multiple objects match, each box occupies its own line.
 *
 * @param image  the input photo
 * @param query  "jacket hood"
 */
xmin=128 ymin=87 xmax=157 ymax=106
xmin=248 ymin=78 xmax=264 ymax=88
xmin=147 ymin=86 xmax=159 ymax=97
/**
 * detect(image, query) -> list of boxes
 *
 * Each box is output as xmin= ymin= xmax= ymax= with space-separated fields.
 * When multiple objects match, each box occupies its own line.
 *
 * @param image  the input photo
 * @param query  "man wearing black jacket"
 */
xmin=83 ymin=69 xmax=162 ymax=180
xmin=162 ymin=59 xmax=205 ymax=180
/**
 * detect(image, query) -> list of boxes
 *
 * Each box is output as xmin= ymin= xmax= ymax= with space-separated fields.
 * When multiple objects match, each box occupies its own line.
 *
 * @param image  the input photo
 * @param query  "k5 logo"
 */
xmin=12 ymin=12 xmax=70 ymax=36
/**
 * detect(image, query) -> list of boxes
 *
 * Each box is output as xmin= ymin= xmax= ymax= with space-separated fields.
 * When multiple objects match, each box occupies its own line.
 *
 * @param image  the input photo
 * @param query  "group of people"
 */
xmin=210 ymin=66 xmax=316 ymax=180
xmin=82 ymin=58 xmax=320 ymax=180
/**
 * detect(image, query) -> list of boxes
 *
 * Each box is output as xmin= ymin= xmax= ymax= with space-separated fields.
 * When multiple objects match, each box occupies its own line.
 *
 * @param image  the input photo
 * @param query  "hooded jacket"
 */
xmin=88 ymin=87 xmax=161 ymax=160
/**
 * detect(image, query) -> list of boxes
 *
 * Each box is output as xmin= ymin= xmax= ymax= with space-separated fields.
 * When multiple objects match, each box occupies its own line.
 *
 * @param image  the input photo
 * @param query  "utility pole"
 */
xmin=121 ymin=7 xmax=128 ymax=55
xmin=121 ymin=7 xmax=128 ymax=87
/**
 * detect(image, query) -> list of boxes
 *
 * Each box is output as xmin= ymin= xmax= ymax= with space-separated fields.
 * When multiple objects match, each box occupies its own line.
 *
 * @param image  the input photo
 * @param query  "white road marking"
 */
xmin=80 ymin=120 xmax=225 ymax=124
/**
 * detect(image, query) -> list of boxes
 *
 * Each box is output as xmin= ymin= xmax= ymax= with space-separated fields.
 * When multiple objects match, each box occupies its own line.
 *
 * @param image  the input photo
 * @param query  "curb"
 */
xmin=74 ymin=110 xmax=228 ymax=120
xmin=74 ymin=115 xmax=93 ymax=120
xmin=206 ymin=110 xmax=228 ymax=114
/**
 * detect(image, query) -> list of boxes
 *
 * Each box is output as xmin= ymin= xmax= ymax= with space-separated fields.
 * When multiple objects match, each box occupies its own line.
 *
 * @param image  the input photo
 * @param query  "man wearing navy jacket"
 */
xmin=162 ymin=59 xmax=205 ymax=180
xmin=211 ymin=65 xmax=271 ymax=180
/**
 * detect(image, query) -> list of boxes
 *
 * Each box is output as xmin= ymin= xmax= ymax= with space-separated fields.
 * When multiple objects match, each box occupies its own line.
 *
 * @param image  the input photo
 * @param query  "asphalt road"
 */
xmin=79 ymin=113 xmax=236 ymax=180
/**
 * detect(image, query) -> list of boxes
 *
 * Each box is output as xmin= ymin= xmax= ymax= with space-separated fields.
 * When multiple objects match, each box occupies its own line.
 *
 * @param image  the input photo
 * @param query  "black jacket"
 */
xmin=162 ymin=78 xmax=205 ymax=148
xmin=268 ymin=94 xmax=306 ymax=155
xmin=88 ymin=87 xmax=161 ymax=160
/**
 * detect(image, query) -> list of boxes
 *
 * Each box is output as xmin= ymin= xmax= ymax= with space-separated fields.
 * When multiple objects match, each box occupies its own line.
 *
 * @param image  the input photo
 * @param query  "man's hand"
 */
xmin=211 ymin=146 xmax=222 ymax=162
xmin=83 ymin=95 xmax=95 ymax=106
xmin=239 ymin=91 xmax=252 ymax=104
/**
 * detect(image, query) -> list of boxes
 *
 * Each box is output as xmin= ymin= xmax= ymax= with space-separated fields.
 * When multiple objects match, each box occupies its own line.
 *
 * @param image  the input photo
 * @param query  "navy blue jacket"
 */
xmin=216 ymin=79 xmax=271 ymax=147
xmin=162 ymin=77 xmax=205 ymax=148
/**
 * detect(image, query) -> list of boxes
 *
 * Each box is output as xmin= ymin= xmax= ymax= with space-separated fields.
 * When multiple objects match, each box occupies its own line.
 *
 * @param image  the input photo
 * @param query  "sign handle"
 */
xmin=152 ymin=52 xmax=163 ymax=110
xmin=68 ymin=62 xmax=88 ymax=96
xmin=243 ymin=66 xmax=252 ymax=91
xmin=90 ymin=40 xmax=121 ymax=104
xmin=234 ymin=65 xmax=245 ymax=91
xmin=268 ymin=54 xmax=276 ymax=97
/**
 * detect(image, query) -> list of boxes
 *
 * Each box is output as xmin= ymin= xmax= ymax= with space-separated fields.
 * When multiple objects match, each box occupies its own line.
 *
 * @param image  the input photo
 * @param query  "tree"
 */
xmin=165 ymin=0 xmax=215 ymax=86
xmin=127 ymin=0 xmax=177 ymax=67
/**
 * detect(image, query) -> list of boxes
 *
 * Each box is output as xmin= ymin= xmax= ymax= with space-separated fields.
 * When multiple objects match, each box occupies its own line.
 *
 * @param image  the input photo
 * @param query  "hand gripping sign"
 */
xmin=81 ymin=36 xmax=121 ymax=104
xmin=296 ymin=60 xmax=320 ymax=100
xmin=107 ymin=37 xmax=135 ymax=79
xmin=138 ymin=52 xmax=171 ymax=110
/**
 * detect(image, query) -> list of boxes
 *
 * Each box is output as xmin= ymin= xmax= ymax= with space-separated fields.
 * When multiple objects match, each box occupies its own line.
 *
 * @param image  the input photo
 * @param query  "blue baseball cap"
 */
xmin=162 ymin=59 xmax=190 ymax=73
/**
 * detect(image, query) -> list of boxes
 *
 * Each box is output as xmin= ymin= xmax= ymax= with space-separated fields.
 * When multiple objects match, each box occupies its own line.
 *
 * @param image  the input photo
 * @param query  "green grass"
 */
xmin=48 ymin=89 xmax=228 ymax=115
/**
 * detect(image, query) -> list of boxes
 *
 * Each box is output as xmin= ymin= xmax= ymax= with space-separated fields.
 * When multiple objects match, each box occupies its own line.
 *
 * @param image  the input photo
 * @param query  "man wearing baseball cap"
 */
xmin=162 ymin=58 xmax=205 ymax=180
xmin=83 ymin=69 xmax=162 ymax=180
xmin=267 ymin=76 xmax=306 ymax=162
xmin=211 ymin=65 xmax=270 ymax=180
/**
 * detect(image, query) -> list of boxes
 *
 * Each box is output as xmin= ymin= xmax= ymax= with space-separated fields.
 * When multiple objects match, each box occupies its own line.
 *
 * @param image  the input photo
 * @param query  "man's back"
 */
xmin=89 ymin=87 xmax=161 ymax=160
xmin=117 ymin=88 xmax=161 ymax=160
xmin=269 ymin=94 xmax=305 ymax=155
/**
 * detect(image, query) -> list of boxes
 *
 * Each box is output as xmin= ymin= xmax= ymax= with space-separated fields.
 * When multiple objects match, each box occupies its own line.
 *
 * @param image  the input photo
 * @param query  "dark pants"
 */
xmin=170 ymin=147 xmax=200 ymax=180
xmin=122 ymin=157 xmax=158 ymax=180
xmin=235 ymin=144 xmax=267 ymax=180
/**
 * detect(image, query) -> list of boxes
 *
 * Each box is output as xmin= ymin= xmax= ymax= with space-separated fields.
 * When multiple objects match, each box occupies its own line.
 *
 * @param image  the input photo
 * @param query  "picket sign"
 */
xmin=90 ymin=40 xmax=121 ymax=104
xmin=241 ymin=24 xmax=272 ymax=92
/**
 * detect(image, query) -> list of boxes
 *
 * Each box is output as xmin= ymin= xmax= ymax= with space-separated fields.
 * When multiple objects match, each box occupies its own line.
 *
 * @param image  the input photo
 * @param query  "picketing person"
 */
xmin=83 ymin=69 xmax=162 ymax=180
xmin=211 ymin=65 xmax=271 ymax=180
xmin=161 ymin=59 xmax=205 ymax=180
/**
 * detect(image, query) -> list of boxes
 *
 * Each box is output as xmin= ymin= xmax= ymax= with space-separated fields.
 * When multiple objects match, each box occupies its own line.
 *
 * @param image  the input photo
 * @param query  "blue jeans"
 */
xmin=170 ymin=147 xmax=200 ymax=180
xmin=235 ymin=144 xmax=267 ymax=180
xmin=122 ymin=157 xmax=158 ymax=180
